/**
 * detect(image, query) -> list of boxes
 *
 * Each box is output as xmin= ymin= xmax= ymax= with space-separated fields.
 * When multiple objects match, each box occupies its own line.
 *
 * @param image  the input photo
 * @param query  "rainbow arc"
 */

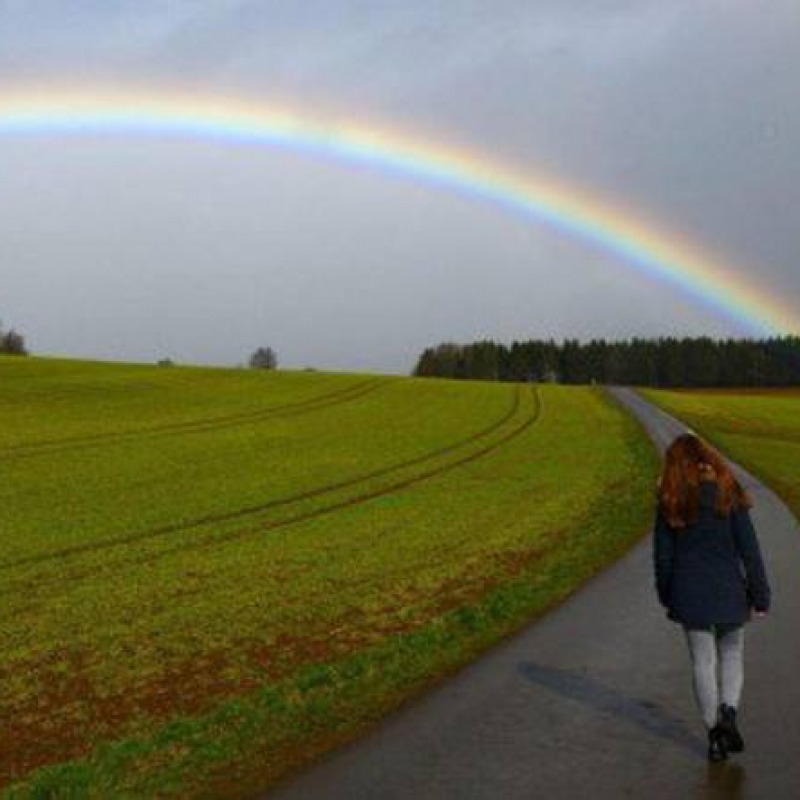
xmin=0 ymin=88 xmax=795 ymax=335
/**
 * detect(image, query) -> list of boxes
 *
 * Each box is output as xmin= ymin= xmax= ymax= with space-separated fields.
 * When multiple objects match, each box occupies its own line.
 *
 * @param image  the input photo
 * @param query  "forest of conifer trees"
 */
xmin=412 ymin=336 xmax=800 ymax=387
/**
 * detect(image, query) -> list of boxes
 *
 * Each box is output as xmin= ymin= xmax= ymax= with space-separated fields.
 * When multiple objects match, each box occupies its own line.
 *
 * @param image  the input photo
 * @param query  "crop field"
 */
xmin=0 ymin=355 xmax=658 ymax=797
xmin=640 ymin=387 xmax=800 ymax=520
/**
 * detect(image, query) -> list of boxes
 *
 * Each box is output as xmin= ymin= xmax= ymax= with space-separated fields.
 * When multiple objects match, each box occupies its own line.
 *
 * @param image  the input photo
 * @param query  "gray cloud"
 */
xmin=0 ymin=0 xmax=797 ymax=372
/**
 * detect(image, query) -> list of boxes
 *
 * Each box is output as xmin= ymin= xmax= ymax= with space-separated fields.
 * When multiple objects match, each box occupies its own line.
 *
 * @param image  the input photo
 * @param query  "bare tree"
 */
xmin=0 ymin=319 xmax=28 ymax=356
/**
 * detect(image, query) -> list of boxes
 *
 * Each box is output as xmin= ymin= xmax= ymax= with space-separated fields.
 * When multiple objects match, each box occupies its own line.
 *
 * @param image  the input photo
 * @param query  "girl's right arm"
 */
xmin=732 ymin=505 xmax=771 ymax=613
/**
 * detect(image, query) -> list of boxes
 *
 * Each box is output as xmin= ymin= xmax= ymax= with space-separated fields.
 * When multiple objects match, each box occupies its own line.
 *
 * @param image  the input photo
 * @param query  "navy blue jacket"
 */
xmin=653 ymin=481 xmax=771 ymax=628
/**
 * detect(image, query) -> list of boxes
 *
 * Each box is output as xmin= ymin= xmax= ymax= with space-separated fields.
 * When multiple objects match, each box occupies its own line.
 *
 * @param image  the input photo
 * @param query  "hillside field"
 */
xmin=0 ymin=356 xmax=658 ymax=797
xmin=640 ymin=387 xmax=800 ymax=520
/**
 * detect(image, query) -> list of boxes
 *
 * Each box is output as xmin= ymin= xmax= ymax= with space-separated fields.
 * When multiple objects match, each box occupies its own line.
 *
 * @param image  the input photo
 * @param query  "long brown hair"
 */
xmin=657 ymin=433 xmax=752 ymax=528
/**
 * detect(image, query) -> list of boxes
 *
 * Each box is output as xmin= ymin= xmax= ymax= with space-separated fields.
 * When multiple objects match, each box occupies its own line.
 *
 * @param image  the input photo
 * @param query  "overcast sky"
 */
xmin=0 ymin=0 xmax=797 ymax=373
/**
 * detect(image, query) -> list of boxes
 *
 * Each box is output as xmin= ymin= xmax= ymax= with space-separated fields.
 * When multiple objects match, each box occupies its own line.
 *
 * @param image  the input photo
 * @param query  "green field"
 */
xmin=640 ymin=387 xmax=800 ymax=519
xmin=0 ymin=355 xmax=659 ymax=797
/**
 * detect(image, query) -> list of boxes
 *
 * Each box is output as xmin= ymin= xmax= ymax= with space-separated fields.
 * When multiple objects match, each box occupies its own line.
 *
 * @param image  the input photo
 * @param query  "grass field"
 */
xmin=0 ymin=355 xmax=659 ymax=797
xmin=639 ymin=387 xmax=800 ymax=520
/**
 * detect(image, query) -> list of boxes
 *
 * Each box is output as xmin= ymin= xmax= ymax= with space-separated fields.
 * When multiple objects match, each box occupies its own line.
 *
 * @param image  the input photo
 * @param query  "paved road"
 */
xmin=268 ymin=387 xmax=800 ymax=800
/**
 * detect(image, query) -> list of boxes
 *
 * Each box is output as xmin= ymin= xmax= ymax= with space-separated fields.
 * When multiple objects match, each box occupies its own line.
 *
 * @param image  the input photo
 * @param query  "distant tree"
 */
xmin=0 ymin=319 xmax=28 ymax=356
xmin=412 ymin=346 xmax=438 ymax=377
xmin=249 ymin=346 xmax=278 ymax=370
xmin=157 ymin=358 xmax=175 ymax=367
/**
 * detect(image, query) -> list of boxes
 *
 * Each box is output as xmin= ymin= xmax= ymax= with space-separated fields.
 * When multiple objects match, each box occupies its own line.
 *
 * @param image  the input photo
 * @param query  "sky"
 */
xmin=0 ymin=0 xmax=797 ymax=373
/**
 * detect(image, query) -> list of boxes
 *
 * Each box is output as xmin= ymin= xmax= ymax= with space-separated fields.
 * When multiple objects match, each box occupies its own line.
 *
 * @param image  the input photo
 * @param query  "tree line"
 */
xmin=412 ymin=335 xmax=800 ymax=387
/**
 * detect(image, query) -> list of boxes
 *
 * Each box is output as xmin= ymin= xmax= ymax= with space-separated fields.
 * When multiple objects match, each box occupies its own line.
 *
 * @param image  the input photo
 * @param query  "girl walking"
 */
xmin=653 ymin=433 xmax=771 ymax=762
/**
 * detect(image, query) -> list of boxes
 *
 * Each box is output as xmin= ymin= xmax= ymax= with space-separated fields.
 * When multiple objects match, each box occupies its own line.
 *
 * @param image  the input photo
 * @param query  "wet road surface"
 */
xmin=267 ymin=387 xmax=800 ymax=800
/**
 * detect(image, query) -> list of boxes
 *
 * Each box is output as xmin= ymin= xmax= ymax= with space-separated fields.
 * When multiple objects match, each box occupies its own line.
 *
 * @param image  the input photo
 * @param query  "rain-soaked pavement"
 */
xmin=267 ymin=387 xmax=800 ymax=800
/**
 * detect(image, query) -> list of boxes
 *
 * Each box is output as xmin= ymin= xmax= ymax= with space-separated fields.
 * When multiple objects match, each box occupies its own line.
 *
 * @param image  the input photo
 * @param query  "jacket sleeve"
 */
xmin=731 ymin=505 xmax=771 ymax=612
xmin=653 ymin=506 xmax=675 ymax=608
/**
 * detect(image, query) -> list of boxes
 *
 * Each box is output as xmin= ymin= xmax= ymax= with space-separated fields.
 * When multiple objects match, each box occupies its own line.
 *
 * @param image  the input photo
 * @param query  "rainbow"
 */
xmin=0 ymin=88 xmax=795 ymax=335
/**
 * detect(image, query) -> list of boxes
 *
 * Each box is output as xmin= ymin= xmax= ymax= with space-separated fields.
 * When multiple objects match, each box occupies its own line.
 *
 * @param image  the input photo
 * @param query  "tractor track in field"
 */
xmin=129 ymin=384 xmax=541 ymax=566
xmin=0 ymin=385 xmax=540 ymax=606
xmin=0 ymin=378 xmax=386 ymax=459
xmin=0 ymin=384 xmax=524 ymax=575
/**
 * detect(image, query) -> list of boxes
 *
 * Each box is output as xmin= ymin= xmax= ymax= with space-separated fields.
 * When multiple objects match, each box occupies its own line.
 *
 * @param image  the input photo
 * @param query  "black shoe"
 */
xmin=708 ymin=725 xmax=728 ymax=762
xmin=718 ymin=703 xmax=744 ymax=753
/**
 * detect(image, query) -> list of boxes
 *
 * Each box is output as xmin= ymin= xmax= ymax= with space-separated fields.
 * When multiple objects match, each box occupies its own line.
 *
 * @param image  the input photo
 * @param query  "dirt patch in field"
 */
xmin=0 ymin=523 xmax=590 ymax=788
xmin=0 ymin=608 xmax=419 ymax=785
xmin=0 ymin=645 xmax=261 ymax=784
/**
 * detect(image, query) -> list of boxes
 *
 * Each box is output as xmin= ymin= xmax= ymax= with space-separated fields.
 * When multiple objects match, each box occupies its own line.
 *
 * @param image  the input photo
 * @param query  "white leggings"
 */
xmin=683 ymin=624 xmax=745 ymax=729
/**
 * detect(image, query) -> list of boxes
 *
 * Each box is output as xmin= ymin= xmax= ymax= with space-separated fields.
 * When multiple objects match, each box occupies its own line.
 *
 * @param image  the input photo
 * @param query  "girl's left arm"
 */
xmin=653 ymin=506 xmax=675 ymax=608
